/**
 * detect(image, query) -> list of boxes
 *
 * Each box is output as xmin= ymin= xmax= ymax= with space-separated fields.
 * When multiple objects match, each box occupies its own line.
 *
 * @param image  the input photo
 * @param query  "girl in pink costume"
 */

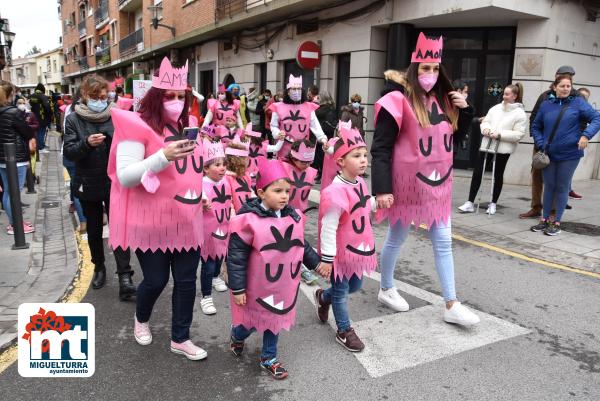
xmin=202 ymin=84 xmax=243 ymax=129
xmin=108 ymin=57 xmax=208 ymax=360
xmin=314 ymin=125 xmax=377 ymax=352
xmin=244 ymin=122 xmax=283 ymax=187
xmin=199 ymin=139 xmax=232 ymax=315
xmin=268 ymin=75 xmax=330 ymax=159
xmin=225 ymin=139 xmax=255 ymax=212
xmin=371 ymin=33 xmax=480 ymax=326
xmin=227 ymin=159 xmax=325 ymax=380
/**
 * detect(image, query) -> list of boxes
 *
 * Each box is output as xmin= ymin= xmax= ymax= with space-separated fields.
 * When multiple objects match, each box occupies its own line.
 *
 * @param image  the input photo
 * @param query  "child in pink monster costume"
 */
xmin=314 ymin=124 xmax=377 ymax=353
xmin=108 ymin=56 xmax=210 ymax=361
xmin=371 ymin=32 xmax=480 ymax=326
xmin=243 ymin=122 xmax=283 ymax=187
xmin=268 ymin=75 xmax=330 ymax=159
xmin=203 ymin=84 xmax=243 ymax=129
xmin=320 ymin=120 xmax=354 ymax=191
xmin=199 ymin=139 xmax=232 ymax=316
xmin=227 ymin=159 xmax=325 ymax=380
xmin=224 ymin=138 xmax=255 ymax=212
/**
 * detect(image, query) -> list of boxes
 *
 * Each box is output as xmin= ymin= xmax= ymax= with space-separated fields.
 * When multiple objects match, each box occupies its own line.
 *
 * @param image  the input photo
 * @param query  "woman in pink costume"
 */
xmin=202 ymin=84 xmax=243 ymax=129
xmin=108 ymin=57 xmax=208 ymax=360
xmin=227 ymin=159 xmax=325 ymax=379
xmin=314 ymin=125 xmax=377 ymax=352
xmin=268 ymin=75 xmax=329 ymax=159
xmin=370 ymin=33 xmax=479 ymax=326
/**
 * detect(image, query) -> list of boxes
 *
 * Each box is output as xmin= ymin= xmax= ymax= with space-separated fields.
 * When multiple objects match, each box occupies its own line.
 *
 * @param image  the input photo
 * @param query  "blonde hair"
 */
xmin=506 ymin=82 xmax=524 ymax=104
xmin=0 ymin=87 xmax=7 ymax=106
xmin=226 ymin=142 xmax=248 ymax=177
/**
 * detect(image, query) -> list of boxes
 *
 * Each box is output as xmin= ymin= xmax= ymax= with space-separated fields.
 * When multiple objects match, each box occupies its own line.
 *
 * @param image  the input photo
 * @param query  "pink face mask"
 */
xmin=418 ymin=73 xmax=438 ymax=93
xmin=163 ymin=99 xmax=185 ymax=121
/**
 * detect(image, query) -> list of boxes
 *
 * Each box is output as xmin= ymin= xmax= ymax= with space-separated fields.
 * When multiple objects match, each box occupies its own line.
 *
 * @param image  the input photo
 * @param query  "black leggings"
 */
xmin=468 ymin=152 xmax=511 ymax=204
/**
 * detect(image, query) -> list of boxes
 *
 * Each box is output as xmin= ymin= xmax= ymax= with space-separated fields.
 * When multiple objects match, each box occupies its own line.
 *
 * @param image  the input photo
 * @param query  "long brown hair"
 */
xmin=398 ymin=63 xmax=459 ymax=130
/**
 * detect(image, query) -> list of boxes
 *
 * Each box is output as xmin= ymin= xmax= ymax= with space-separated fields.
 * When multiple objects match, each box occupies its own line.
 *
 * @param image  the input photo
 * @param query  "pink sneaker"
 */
xmin=134 ymin=315 xmax=152 ymax=345
xmin=170 ymin=340 xmax=207 ymax=360
xmin=6 ymin=224 xmax=35 ymax=235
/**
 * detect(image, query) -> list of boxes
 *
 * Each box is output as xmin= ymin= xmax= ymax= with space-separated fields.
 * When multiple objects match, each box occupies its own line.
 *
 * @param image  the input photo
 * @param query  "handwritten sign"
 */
xmin=132 ymin=80 xmax=152 ymax=112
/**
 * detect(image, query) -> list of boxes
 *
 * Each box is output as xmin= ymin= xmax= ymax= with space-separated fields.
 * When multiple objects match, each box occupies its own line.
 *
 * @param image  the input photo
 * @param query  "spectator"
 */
xmin=29 ymin=83 xmax=52 ymax=153
xmin=255 ymin=89 xmax=271 ymax=140
xmin=307 ymin=85 xmax=319 ymax=104
xmin=568 ymin=87 xmax=592 ymax=201
xmin=313 ymin=91 xmax=337 ymax=182
xmin=246 ymin=87 xmax=260 ymax=126
xmin=340 ymin=93 xmax=366 ymax=138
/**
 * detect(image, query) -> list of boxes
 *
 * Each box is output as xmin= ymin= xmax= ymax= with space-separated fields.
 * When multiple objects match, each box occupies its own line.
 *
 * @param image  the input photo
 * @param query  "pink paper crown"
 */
xmin=333 ymin=123 xmax=366 ymax=160
xmin=201 ymin=125 xmax=217 ymax=138
xmin=411 ymin=32 xmax=443 ymax=63
xmin=218 ymin=84 xmax=226 ymax=93
xmin=256 ymin=159 xmax=289 ymax=190
xmin=152 ymin=57 xmax=189 ymax=90
xmin=203 ymin=139 xmax=225 ymax=164
xmin=287 ymin=74 xmax=302 ymax=89
xmin=225 ymin=138 xmax=249 ymax=157
xmin=116 ymin=97 xmax=134 ymax=110
xmin=290 ymin=141 xmax=316 ymax=162
xmin=244 ymin=123 xmax=262 ymax=138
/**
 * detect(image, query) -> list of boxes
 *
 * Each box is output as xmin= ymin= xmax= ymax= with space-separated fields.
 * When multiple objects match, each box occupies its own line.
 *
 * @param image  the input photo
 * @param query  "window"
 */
xmin=53 ymin=60 xmax=57 ymax=72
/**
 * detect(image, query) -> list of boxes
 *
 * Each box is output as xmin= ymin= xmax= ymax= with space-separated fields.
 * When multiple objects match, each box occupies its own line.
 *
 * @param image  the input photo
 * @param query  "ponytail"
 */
xmin=507 ymin=82 xmax=524 ymax=104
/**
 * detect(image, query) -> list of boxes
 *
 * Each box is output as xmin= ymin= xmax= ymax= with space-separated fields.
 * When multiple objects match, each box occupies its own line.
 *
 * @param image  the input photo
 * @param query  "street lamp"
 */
xmin=148 ymin=5 xmax=176 ymax=37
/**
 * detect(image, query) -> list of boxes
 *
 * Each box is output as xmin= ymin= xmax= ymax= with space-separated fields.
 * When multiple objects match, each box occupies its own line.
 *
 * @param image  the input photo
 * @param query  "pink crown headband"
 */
xmin=256 ymin=159 xmax=289 ymax=190
xmin=287 ymin=74 xmax=302 ymax=89
xmin=203 ymin=139 xmax=225 ymax=164
xmin=225 ymin=140 xmax=249 ymax=157
xmin=333 ymin=125 xmax=366 ymax=160
xmin=245 ymin=123 xmax=262 ymax=138
xmin=152 ymin=57 xmax=189 ymax=90
xmin=218 ymin=84 xmax=226 ymax=93
xmin=202 ymin=125 xmax=217 ymax=138
xmin=411 ymin=32 xmax=443 ymax=63
xmin=290 ymin=142 xmax=316 ymax=162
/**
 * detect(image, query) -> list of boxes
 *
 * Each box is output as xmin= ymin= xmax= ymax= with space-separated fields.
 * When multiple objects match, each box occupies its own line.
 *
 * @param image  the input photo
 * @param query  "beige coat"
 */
xmin=479 ymin=102 xmax=528 ymax=154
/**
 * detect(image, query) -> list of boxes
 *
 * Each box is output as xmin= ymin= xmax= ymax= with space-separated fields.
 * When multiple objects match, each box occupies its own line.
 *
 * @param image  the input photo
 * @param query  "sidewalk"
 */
xmin=0 ymin=132 xmax=80 ymax=351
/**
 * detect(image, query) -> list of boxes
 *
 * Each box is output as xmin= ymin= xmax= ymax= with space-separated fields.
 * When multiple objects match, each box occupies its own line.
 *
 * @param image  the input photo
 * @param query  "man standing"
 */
xmin=28 ymin=83 xmax=51 ymax=153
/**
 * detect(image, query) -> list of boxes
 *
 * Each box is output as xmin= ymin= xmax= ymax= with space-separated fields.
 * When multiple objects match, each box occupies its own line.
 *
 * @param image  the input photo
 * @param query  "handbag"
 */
xmin=532 ymin=102 xmax=569 ymax=170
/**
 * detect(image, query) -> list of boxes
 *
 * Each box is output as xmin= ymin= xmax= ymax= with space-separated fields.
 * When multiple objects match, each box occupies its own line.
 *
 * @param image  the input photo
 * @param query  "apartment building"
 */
xmin=6 ymin=55 xmax=38 ymax=95
xmin=60 ymin=0 xmax=600 ymax=183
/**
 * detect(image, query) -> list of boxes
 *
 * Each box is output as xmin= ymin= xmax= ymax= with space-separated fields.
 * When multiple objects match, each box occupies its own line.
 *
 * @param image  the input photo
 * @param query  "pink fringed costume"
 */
xmin=268 ymin=101 xmax=319 ymax=159
xmin=201 ymin=177 xmax=232 ymax=262
xmin=281 ymin=161 xmax=317 ymax=214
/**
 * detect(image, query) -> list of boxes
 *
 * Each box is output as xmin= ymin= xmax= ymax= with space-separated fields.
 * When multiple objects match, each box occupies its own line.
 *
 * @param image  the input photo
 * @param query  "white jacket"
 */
xmin=479 ymin=102 xmax=528 ymax=154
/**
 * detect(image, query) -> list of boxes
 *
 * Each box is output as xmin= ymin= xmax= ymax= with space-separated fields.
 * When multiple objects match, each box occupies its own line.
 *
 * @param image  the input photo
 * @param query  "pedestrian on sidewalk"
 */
xmin=315 ymin=124 xmax=377 ymax=353
xmin=370 ymin=33 xmax=480 ymax=326
xmin=245 ymin=87 xmax=260 ymax=127
xmin=0 ymin=86 xmax=35 ymax=235
xmin=109 ymin=57 xmax=207 ymax=360
xmin=17 ymin=97 xmax=40 ymax=200
xmin=63 ymin=74 xmax=135 ymax=297
xmin=567 ymin=87 xmax=593 ymax=201
xmin=458 ymin=83 xmax=528 ymax=215
xmin=529 ymin=74 xmax=600 ymax=236
xmin=255 ymin=89 xmax=271 ymax=140
xmin=28 ymin=84 xmax=51 ymax=153
xmin=227 ymin=159 xmax=323 ymax=379
xmin=339 ymin=93 xmax=366 ymax=139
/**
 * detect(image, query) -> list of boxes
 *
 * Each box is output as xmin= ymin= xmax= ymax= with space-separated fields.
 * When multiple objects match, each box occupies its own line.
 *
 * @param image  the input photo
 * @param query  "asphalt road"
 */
xmin=2 ymin=209 xmax=599 ymax=401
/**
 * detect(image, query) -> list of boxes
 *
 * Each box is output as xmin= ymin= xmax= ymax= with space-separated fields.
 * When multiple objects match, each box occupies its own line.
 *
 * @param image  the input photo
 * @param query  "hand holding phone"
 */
xmin=184 ymin=127 xmax=199 ymax=142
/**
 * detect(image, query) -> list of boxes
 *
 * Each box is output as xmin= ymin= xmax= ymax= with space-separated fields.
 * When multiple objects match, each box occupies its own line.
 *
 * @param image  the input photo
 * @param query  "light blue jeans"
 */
xmin=0 ymin=165 xmax=28 ymax=226
xmin=380 ymin=220 xmax=457 ymax=302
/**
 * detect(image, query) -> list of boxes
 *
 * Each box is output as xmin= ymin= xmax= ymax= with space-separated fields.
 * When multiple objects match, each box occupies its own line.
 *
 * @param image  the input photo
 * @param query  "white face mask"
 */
xmin=17 ymin=104 xmax=27 ymax=112
xmin=218 ymin=94 xmax=226 ymax=101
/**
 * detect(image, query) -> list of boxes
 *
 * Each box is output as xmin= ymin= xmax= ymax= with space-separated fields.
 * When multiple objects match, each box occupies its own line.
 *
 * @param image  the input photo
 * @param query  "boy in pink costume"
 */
xmin=227 ymin=159 xmax=325 ymax=380
xmin=199 ymin=139 xmax=232 ymax=315
xmin=224 ymin=138 xmax=255 ymax=212
xmin=314 ymin=125 xmax=377 ymax=352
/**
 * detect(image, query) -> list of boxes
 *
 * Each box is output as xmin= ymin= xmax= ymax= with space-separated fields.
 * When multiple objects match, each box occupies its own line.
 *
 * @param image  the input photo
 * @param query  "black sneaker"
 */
xmin=314 ymin=289 xmax=330 ymax=323
xmin=530 ymin=220 xmax=548 ymax=232
xmin=229 ymin=336 xmax=244 ymax=357
xmin=544 ymin=222 xmax=561 ymax=236
xmin=335 ymin=327 xmax=365 ymax=352
xmin=565 ymin=204 xmax=572 ymax=210
xmin=260 ymin=357 xmax=288 ymax=380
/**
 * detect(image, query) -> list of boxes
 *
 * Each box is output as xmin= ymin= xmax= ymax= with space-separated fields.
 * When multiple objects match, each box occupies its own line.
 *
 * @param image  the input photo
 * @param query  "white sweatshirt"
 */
xmin=479 ymin=102 xmax=528 ymax=154
xmin=270 ymin=110 xmax=327 ymax=144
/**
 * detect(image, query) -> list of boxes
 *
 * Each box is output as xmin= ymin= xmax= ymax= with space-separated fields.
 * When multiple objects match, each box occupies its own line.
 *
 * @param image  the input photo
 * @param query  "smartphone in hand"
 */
xmin=183 ymin=127 xmax=199 ymax=143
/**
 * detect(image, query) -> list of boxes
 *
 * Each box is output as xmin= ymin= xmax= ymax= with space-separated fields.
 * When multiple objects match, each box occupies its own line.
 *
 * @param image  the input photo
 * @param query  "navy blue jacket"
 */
xmin=532 ymin=94 xmax=600 ymax=161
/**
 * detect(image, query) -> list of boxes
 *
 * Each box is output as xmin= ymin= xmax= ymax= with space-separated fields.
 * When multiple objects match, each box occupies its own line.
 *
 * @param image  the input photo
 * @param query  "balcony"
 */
xmin=95 ymin=46 xmax=111 ymax=66
xmin=118 ymin=0 xmax=143 ymax=12
xmin=78 ymin=19 xmax=87 ymax=37
xmin=94 ymin=0 xmax=109 ymax=29
xmin=215 ymin=0 xmax=272 ymax=22
xmin=78 ymin=57 xmax=89 ymax=71
xmin=119 ymin=28 xmax=144 ymax=58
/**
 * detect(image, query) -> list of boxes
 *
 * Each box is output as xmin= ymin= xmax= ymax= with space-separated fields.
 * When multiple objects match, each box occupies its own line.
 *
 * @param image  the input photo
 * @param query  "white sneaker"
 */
xmin=200 ymin=297 xmax=217 ymax=315
xmin=212 ymin=277 xmax=228 ymax=292
xmin=134 ymin=315 xmax=152 ymax=345
xmin=486 ymin=203 xmax=497 ymax=215
xmin=39 ymin=148 xmax=50 ymax=154
xmin=443 ymin=302 xmax=480 ymax=326
xmin=378 ymin=288 xmax=410 ymax=312
xmin=458 ymin=201 xmax=475 ymax=213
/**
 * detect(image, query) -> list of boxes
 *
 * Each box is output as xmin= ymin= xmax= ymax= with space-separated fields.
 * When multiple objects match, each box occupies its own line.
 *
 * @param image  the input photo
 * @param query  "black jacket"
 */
xmin=315 ymin=104 xmax=337 ymax=139
xmin=371 ymin=81 xmax=473 ymax=195
xmin=63 ymin=108 xmax=115 ymax=201
xmin=0 ymin=106 xmax=34 ymax=164
xmin=227 ymin=198 xmax=321 ymax=295
xmin=29 ymin=92 xmax=52 ymax=127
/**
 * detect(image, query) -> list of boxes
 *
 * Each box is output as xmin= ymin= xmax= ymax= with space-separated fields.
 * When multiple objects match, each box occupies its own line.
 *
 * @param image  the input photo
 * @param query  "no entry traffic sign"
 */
xmin=296 ymin=41 xmax=321 ymax=70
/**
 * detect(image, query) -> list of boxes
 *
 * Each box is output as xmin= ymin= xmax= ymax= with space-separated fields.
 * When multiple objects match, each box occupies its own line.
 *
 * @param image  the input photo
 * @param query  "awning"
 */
xmin=98 ymin=24 xmax=110 ymax=36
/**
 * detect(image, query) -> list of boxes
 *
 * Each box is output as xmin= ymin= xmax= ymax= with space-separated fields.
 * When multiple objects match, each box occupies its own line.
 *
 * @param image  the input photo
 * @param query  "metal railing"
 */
xmin=95 ymin=47 xmax=111 ymax=66
xmin=118 ymin=0 xmax=129 ymax=6
xmin=215 ymin=0 xmax=270 ymax=22
xmin=94 ymin=1 xmax=109 ymax=26
xmin=78 ymin=19 xmax=87 ymax=37
xmin=119 ymin=28 xmax=143 ymax=57
xmin=78 ymin=57 xmax=89 ymax=71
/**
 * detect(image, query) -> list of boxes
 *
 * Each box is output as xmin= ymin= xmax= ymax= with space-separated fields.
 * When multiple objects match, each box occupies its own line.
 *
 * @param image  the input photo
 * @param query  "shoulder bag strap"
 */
xmin=545 ymin=102 xmax=570 ymax=150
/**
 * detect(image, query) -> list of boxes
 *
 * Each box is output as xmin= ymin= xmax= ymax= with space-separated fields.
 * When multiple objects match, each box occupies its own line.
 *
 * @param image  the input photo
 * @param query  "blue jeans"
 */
xmin=0 ymin=165 xmax=28 ymax=225
xmin=135 ymin=248 xmax=200 ymax=343
xmin=231 ymin=325 xmax=279 ymax=360
xmin=200 ymin=256 xmax=222 ymax=297
xmin=37 ymin=125 xmax=47 ymax=150
xmin=542 ymin=158 xmax=580 ymax=222
xmin=322 ymin=273 xmax=363 ymax=332
xmin=380 ymin=220 xmax=457 ymax=302
xmin=62 ymin=159 xmax=86 ymax=223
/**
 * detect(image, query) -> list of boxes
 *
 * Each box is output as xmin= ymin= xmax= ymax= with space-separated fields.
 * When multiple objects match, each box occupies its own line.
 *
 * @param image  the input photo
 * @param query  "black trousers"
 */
xmin=80 ymin=198 xmax=131 ymax=273
xmin=467 ymin=152 xmax=511 ymax=204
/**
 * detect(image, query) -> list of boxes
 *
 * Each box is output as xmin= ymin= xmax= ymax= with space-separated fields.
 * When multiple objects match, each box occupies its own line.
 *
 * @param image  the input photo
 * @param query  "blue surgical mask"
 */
xmin=87 ymin=98 xmax=107 ymax=113
xmin=352 ymin=102 xmax=360 ymax=109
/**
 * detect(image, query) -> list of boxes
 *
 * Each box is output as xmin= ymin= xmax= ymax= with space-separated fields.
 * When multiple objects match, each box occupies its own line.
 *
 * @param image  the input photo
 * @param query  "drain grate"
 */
xmin=41 ymin=196 xmax=61 ymax=209
xmin=560 ymin=222 xmax=600 ymax=237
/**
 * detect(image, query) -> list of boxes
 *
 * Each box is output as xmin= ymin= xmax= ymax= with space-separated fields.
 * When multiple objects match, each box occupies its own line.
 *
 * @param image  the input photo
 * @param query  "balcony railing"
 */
xmin=215 ymin=0 xmax=271 ymax=22
xmin=95 ymin=47 xmax=111 ymax=66
xmin=78 ymin=19 xmax=87 ymax=37
xmin=119 ymin=28 xmax=144 ymax=57
xmin=78 ymin=57 xmax=89 ymax=71
xmin=94 ymin=1 xmax=109 ymax=27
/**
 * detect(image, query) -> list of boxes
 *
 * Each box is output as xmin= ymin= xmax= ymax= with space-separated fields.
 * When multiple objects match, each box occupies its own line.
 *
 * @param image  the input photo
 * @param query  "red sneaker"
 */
xmin=569 ymin=190 xmax=583 ymax=200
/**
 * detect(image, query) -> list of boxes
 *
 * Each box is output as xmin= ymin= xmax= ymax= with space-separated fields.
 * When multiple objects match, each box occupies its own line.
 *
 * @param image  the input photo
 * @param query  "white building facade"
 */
xmin=8 ymin=56 xmax=38 ymax=95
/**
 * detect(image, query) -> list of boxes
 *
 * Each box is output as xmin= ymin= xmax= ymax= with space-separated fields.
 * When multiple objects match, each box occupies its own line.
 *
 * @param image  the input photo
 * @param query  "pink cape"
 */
xmin=201 ymin=178 xmax=233 ymax=261
xmin=320 ymin=137 xmax=340 ymax=191
xmin=229 ymin=212 xmax=306 ymax=334
xmin=374 ymin=91 xmax=454 ymax=229
xmin=268 ymin=101 xmax=319 ymax=159
xmin=107 ymin=109 xmax=204 ymax=252
xmin=318 ymin=177 xmax=377 ymax=281
xmin=226 ymin=172 xmax=254 ymax=212
xmin=281 ymin=161 xmax=317 ymax=214
xmin=208 ymin=99 xmax=240 ymax=127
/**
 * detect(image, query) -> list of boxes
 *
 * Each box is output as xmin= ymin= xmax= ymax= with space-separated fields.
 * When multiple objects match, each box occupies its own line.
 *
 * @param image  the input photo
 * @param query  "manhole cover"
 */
xmin=560 ymin=222 xmax=600 ymax=236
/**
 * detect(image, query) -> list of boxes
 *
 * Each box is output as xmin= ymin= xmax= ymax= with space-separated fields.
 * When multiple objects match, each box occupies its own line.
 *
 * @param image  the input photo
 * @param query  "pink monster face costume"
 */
xmin=244 ymin=123 xmax=267 ymax=181
xmin=107 ymin=57 xmax=205 ymax=252
xmin=207 ymin=87 xmax=240 ymax=127
xmin=374 ymin=33 xmax=454 ymax=229
xmin=318 ymin=126 xmax=377 ymax=281
xmin=201 ymin=140 xmax=232 ymax=262
xmin=268 ymin=75 xmax=319 ymax=159
xmin=230 ymin=159 xmax=306 ymax=334
xmin=282 ymin=142 xmax=317 ymax=213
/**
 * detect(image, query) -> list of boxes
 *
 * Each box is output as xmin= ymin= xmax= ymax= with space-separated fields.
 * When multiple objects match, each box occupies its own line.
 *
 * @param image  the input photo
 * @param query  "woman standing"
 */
xmin=530 ymin=74 xmax=600 ymax=236
xmin=313 ymin=91 xmax=337 ymax=182
xmin=458 ymin=83 xmax=528 ymax=215
xmin=371 ymin=33 xmax=479 ymax=325
xmin=63 ymin=75 xmax=134 ymax=298
xmin=108 ymin=57 xmax=207 ymax=359
xmin=339 ymin=93 xmax=366 ymax=138
xmin=202 ymin=84 xmax=243 ymax=129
